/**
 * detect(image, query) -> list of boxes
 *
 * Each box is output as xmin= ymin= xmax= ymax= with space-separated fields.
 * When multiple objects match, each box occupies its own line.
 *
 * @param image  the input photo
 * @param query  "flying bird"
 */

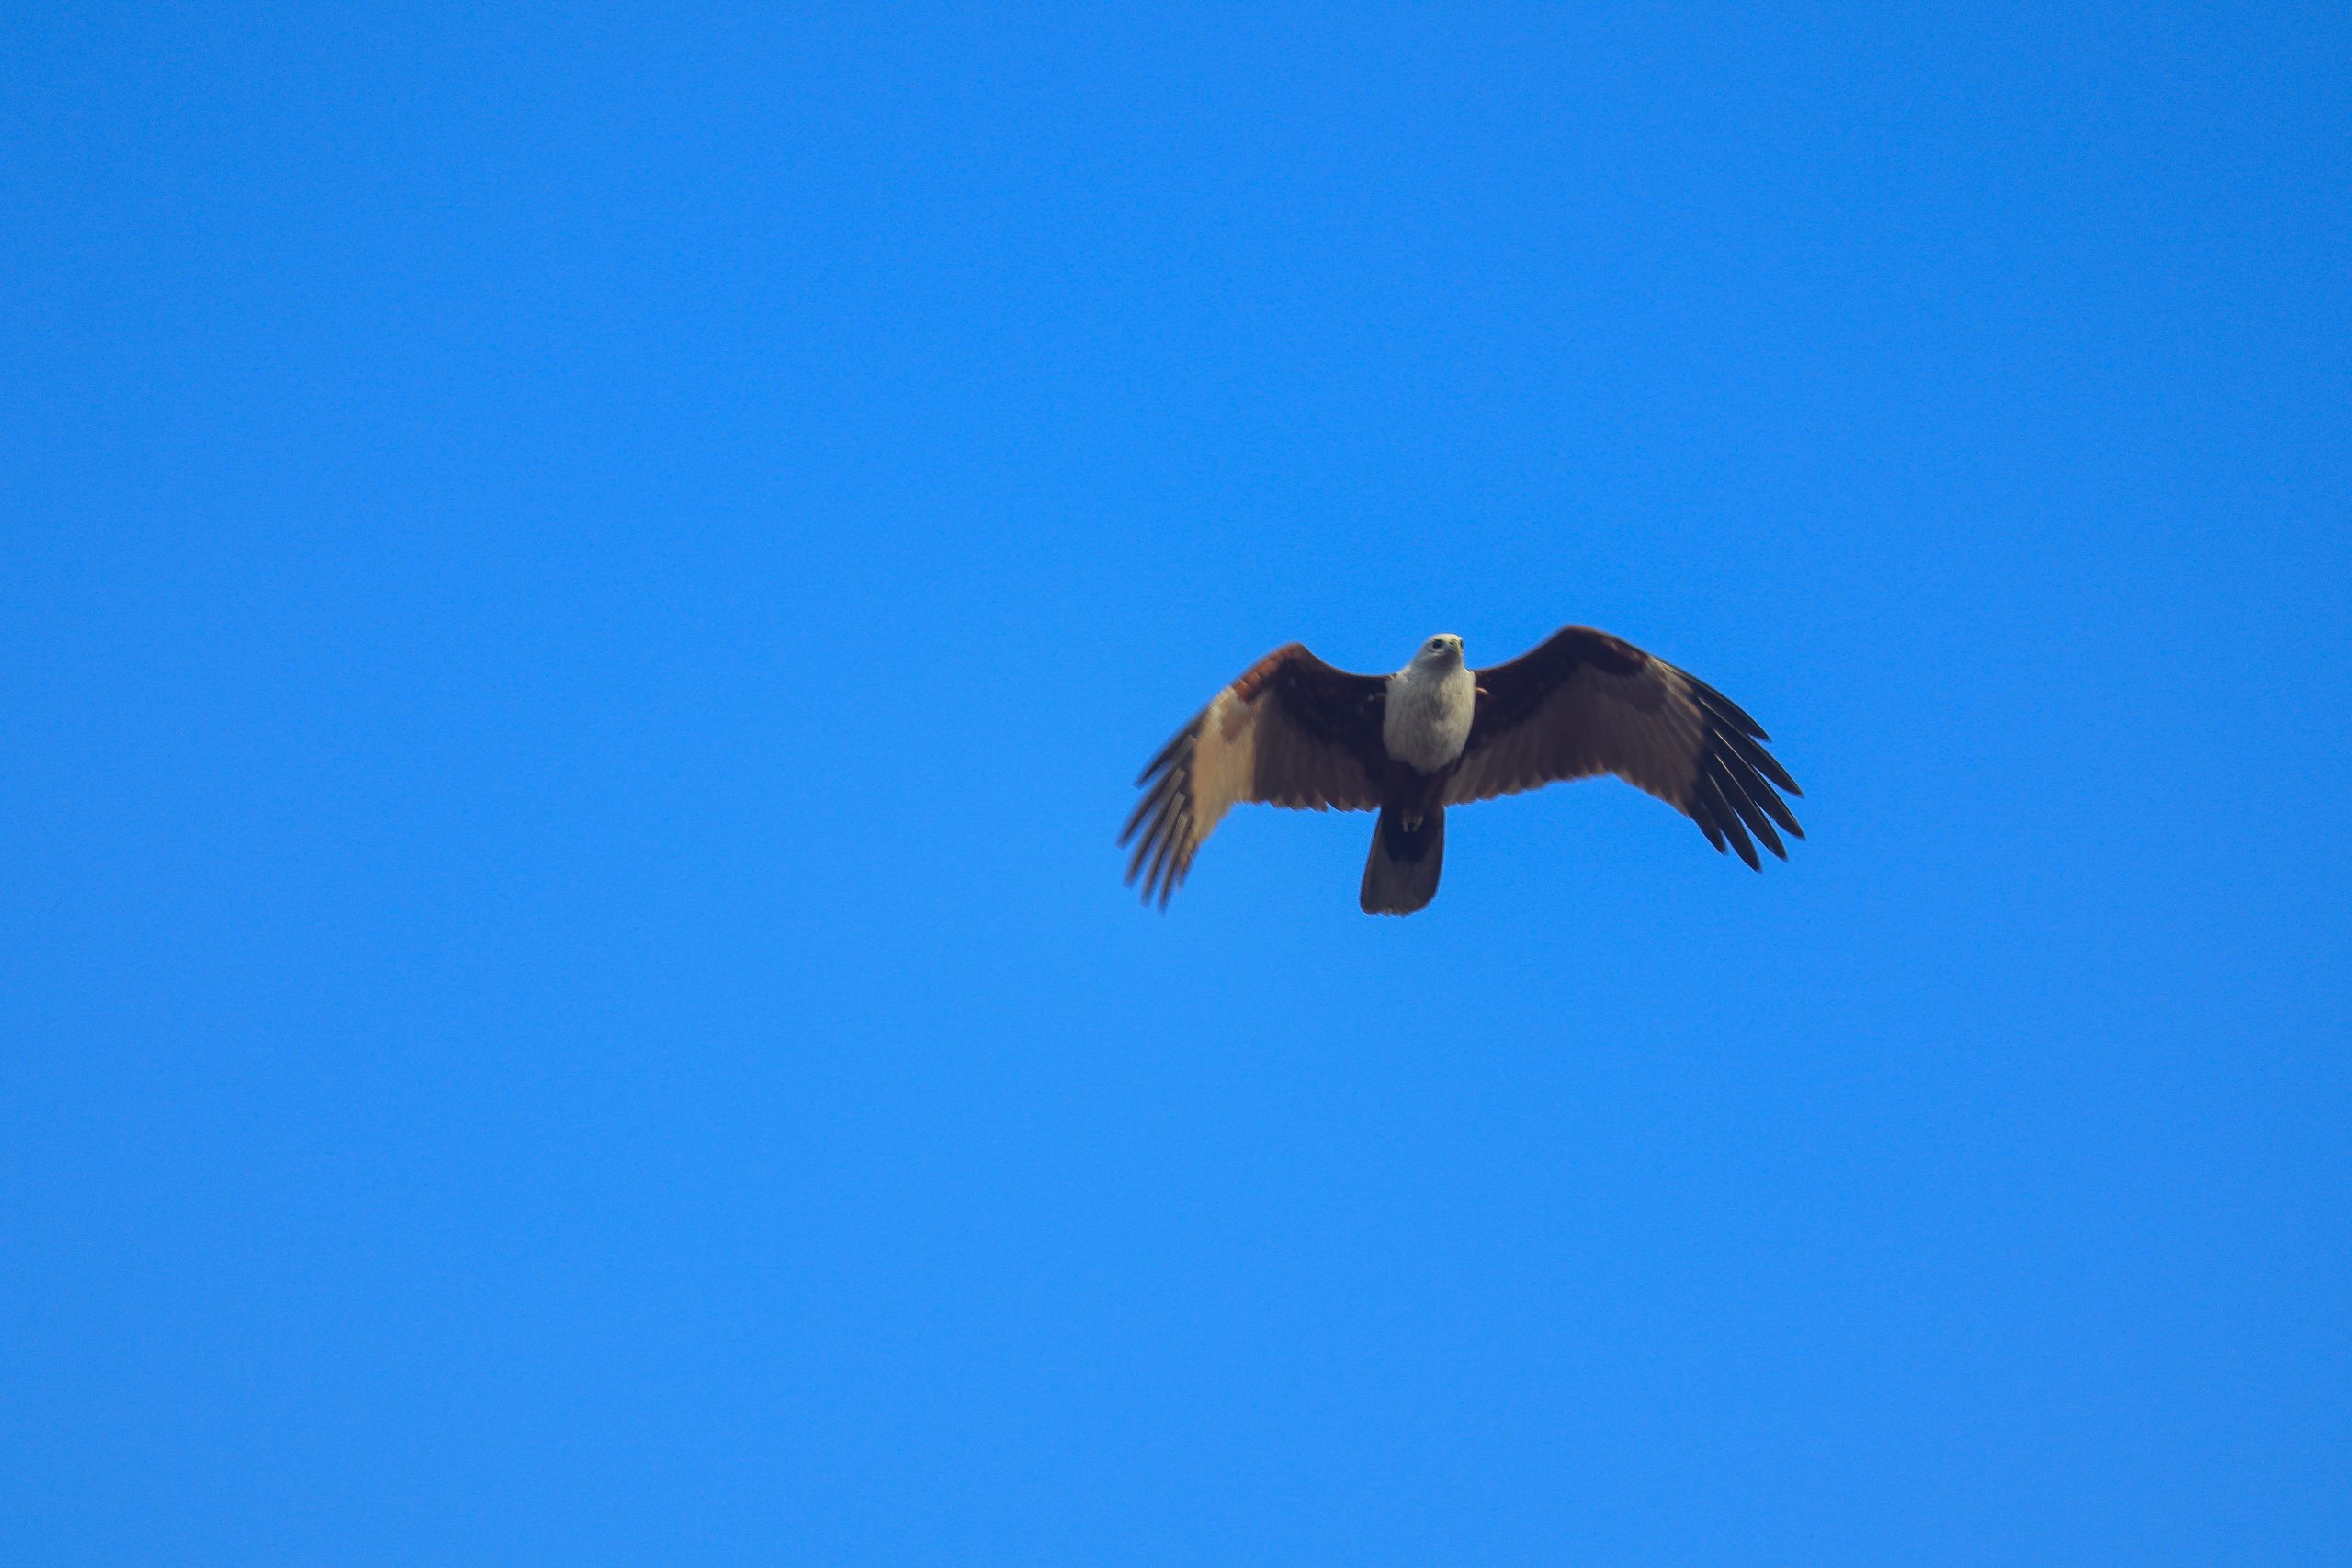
xmin=1122 ymin=626 xmax=1803 ymax=914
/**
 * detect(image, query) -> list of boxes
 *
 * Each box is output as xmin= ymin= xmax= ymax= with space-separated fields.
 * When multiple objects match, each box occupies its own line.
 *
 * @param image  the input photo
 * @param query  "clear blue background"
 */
xmin=6 ymin=6 xmax=2347 ymax=1562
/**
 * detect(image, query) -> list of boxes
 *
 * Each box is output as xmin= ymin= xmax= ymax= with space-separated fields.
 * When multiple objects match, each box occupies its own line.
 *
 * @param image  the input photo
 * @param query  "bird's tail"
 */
xmin=1360 ymin=803 xmax=1445 ymax=915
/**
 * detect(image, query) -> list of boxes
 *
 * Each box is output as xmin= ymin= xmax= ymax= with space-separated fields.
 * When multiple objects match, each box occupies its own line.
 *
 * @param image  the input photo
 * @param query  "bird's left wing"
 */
xmin=1445 ymin=626 xmax=1804 ymax=869
xmin=1122 ymin=644 xmax=1388 ymax=906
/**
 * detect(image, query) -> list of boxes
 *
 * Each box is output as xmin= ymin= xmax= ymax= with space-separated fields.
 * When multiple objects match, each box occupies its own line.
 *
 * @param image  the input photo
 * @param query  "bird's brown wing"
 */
xmin=1122 ymin=644 xmax=1389 ymax=906
xmin=1444 ymin=626 xmax=1804 ymax=869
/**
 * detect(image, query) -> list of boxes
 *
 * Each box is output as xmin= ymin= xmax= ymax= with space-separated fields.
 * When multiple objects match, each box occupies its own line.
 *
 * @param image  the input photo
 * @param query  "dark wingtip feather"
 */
xmin=1719 ymin=728 xmax=1801 ymax=798
xmin=1136 ymin=726 xmax=1191 ymax=787
xmin=1676 ymin=672 xmax=1804 ymax=871
xmin=1744 ymin=771 xmax=1804 ymax=839
xmin=1690 ymin=785 xmax=1729 ymax=852
xmin=1709 ymin=754 xmax=1788 ymax=862
xmin=1123 ymin=716 xmax=1204 ymax=905
xmin=1688 ymin=676 xmax=1770 ymax=742
xmin=1703 ymin=772 xmax=1762 ymax=870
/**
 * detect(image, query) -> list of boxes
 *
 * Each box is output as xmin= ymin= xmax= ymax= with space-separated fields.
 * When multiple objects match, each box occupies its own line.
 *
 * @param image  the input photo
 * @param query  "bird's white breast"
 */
xmin=1383 ymin=660 xmax=1476 ymax=773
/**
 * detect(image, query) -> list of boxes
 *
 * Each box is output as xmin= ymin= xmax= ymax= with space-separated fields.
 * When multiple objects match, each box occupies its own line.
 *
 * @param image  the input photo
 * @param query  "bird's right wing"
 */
xmin=1122 ymin=644 xmax=1388 ymax=906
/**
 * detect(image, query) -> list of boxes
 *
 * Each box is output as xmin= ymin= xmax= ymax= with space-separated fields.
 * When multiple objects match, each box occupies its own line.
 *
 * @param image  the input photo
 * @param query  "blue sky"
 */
xmin=5 ymin=5 xmax=2347 ymax=1562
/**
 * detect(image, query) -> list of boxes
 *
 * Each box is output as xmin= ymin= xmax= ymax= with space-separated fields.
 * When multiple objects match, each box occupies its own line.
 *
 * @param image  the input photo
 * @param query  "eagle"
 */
xmin=1122 ymin=626 xmax=1803 ymax=914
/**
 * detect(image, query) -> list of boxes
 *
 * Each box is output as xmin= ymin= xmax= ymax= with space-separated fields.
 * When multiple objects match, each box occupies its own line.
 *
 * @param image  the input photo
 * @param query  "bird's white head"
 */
xmin=1411 ymin=633 xmax=1465 ymax=671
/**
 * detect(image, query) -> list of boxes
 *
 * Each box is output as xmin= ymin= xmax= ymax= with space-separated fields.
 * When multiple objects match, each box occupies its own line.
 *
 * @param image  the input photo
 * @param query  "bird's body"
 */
xmin=1122 ymin=625 xmax=1804 ymax=914
xmin=1380 ymin=636 xmax=1476 ymax=773
xmin=1363 ymin=635 xmax=1476 ymax=911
